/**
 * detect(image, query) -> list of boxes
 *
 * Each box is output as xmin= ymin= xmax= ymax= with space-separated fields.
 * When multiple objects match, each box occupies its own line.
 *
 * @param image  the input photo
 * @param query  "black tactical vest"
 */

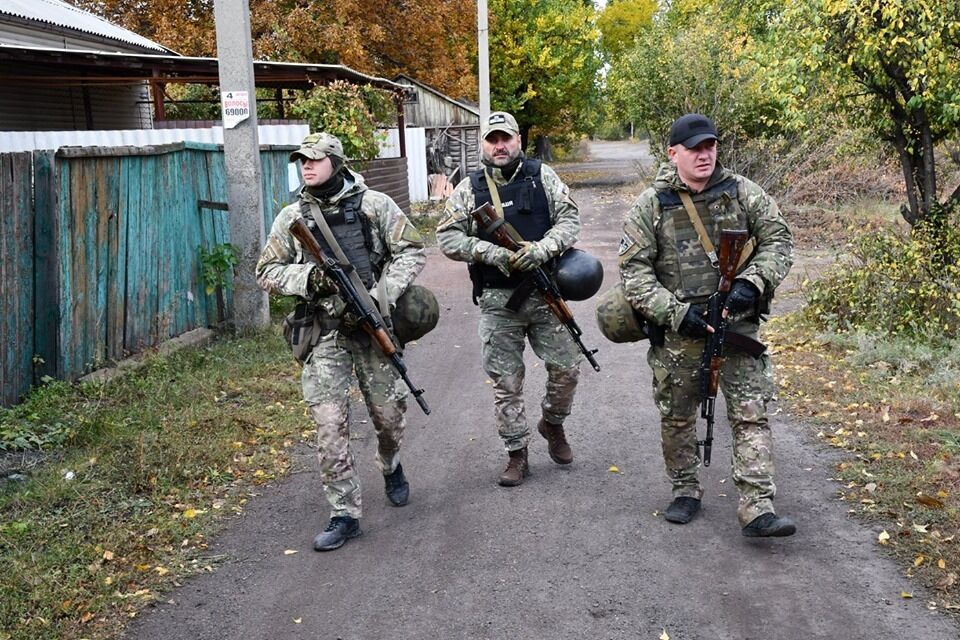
xmin=655 ymin=177 xmax=748 ymax=301
xmin=468 ymin=159 xmax=551 ymax=289
xmin=300 ymin=192 xmax=376 ymax=288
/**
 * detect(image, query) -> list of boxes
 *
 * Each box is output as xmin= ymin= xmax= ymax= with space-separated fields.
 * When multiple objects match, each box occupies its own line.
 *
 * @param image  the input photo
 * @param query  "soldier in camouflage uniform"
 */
xmin=437 ymin=111 xmax=582 ymax=486
xmin=618 ymin=114 xmax=796 ymax=537
xmin=256 ymin=132 xmax=426 ymax=551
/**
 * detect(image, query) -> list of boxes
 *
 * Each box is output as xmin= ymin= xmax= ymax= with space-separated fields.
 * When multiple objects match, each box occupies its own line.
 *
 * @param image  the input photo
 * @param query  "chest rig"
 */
xmin=655 ymin=177 xmax=747 ymax=301
xmin=468 ymin=159 xmax=551 ymax=289
xmin=299 ymin=192 xmax=377 ymax=288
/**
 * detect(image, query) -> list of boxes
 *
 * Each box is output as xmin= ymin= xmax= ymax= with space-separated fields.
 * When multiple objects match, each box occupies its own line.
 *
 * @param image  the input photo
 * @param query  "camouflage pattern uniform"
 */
xmin=619 ymin=162 xmax=793 ymax=526
xmin=257 ymin=169 xmax=426 ymax=519
xmin=436 ymin=161 xmax=582 ymax=451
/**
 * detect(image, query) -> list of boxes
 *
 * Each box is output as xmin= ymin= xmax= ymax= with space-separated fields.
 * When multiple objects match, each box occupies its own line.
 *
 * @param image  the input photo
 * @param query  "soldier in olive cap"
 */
xmin=618 ymin=114 xmax=797 ymax=537
xmin=436 ymin=111 xmax=583 ymax=486
xmin=256 ymin=132 xmax=427 ymax=551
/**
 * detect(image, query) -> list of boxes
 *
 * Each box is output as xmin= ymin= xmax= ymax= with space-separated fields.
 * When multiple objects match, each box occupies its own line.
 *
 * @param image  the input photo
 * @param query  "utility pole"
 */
xmin=478 ymin=0 xmax=490 ymax=123
xmin=213 ymin=0 xmax=269 ymax=330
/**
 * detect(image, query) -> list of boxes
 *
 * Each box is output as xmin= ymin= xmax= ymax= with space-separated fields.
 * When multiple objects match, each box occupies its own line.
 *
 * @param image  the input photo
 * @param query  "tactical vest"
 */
xmin=299 ymin=192 xmax=377 ymax=288
xmin=468 ymin=159 xmax=551 ymax=289
xmin=654 ymin=177 xmax=748 ymax=302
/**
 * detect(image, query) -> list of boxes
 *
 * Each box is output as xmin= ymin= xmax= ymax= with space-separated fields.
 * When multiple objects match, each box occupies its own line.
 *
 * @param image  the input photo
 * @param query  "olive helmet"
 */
xmin=594 ymin=282 xmax=648 ymax=343
xmin=391 ymin=284 xmax=440 ymax=346
xmin=553 ymin=248 xmax=604 ymax=301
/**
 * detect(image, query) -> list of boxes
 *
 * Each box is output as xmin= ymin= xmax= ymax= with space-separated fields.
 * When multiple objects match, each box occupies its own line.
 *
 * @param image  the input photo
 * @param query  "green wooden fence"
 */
xmin=0 ymin=142 xmax=297 ymax=406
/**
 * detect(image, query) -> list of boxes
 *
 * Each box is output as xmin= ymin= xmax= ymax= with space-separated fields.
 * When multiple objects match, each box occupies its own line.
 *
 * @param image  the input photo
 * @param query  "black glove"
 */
xmin=724 ymin=280 xmax=760 ymax=316
xmin=678 ymin=304 xmax=710 ymax=338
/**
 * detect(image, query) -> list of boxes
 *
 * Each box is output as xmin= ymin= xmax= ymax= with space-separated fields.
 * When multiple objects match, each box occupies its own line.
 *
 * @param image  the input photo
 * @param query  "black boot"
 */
xmin=664 ymin=497 xmax=701 ymax=524
xmin=742 ymin=512 xmax=796 ymax=537
xmin=384 ymin=463 xmax=410 ymax=507
xmin=313 ymin=516 xmax=362 ymax=551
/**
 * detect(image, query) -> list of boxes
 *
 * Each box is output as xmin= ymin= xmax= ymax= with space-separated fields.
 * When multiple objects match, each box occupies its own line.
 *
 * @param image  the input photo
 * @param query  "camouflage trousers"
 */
xmin=302 ymin=330 xmax=407 ymax=520
xmin=647 ymin=327 xmax=777 ymax=526
xmin=478 ymin=288 xmax=581 ymax=452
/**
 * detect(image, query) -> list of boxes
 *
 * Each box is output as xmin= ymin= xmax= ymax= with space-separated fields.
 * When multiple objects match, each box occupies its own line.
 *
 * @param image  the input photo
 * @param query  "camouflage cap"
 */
xmin=391 ymin=284 xmax=440 ymax=346
xmin=289 ymin=132 xmax=345 ymax=162
xmin=482 ymin=111 xmax=520 ymax=140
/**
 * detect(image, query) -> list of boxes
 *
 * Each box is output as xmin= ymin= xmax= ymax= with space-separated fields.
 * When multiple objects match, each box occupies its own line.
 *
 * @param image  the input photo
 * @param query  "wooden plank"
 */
xmin=104 ymin=156 xmax=125 ymax=362
xmin=33 ymin=150 xmax=59 ymax=382
xmin=123 ymin=155 xmax=145 ymax=353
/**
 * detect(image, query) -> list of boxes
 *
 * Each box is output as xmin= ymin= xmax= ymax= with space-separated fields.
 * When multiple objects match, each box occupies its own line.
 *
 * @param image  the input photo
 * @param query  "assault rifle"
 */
xmin=289 ymin=218 xmax=431 ymax=415
xmin=698 ymin=229 xmax=767 ymax=466
xmin=471 ymin=202 xmax=601 ymax=372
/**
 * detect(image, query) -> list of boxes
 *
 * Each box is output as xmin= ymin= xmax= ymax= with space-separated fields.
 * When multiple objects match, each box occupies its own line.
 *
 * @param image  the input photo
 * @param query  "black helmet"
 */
xmin=554 ymin=248 xmax=603 ymax=301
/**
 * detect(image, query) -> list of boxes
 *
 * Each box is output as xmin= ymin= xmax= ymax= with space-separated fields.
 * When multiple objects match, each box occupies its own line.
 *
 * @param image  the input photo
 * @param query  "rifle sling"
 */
xmin=724 ymin=330 xmax=766 ymax=357
xmin=303 ymin=200 xmax=391 ymax=328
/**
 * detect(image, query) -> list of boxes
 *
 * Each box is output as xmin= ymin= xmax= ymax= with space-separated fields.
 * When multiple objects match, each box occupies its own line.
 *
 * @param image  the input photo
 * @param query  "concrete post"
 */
xmin=478 ymin=0 xmax=490 ymax=123
xmin=213 ymin=0 xmax=270 ymax=330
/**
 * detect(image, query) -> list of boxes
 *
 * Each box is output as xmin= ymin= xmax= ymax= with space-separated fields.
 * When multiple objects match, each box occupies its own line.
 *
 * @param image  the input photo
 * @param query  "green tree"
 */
xmin=596 ymin=0 xmax=657 ymax=59
xmin=778 ymin=0 xmax=960 ymax=229
xmin=488 ymin=0 xmax=602 ymax=150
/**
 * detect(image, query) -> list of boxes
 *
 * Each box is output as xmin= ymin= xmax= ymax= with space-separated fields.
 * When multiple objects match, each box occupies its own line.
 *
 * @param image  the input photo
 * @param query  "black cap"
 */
xmin=669 ymin=113 xmax=718 ymax=148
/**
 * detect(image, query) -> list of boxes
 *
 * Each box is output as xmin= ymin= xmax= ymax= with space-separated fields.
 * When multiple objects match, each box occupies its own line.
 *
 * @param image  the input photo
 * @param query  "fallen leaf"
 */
xmin=284 ymin=549 xmax=298 ymax=555
xmin=878 ymin=530 xmax=891 ymax=545
xmin=938 ymin=559 xmax=946 ymax=570
xmin=913 ymin=523 xmax=929 ymax=534
xmin=660 ymin=630 xmax=670 ymax=640
xmin=608 ymin=465 xmax=620 ymax=473
xmin=293 ymin=618 xmax=302 ymax=624
xmin=864 ymin=482 xmax=877 ymax=493
xmin=80 ymin=612 xmax=95 ymax=624
xmin=910 ymin=450 xmax=919 ymax=460
xmin=936 ymin=573 xmax=957 ymax=589
xmin=917 ymin=494 xmax=945 ymax=509
xmin=914 ymin=555 xmax=925 ymax=567
xmin=183 ymin=509 xmax=198 ymax=519
xmin=154 ymin=566 xmax=169 ymax=576
xmin=103 ymin=550 xmax=115 ymax=561
xmin=901 ymin=591 xmax=913 ymax=599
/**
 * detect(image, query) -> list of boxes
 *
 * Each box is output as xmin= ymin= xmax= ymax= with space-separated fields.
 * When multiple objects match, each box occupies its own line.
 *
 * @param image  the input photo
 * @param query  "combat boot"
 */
xmin=742 ymin=512 xmax=796 ymax=537
xmin=384 ymin=463 xmax=409 ymax=507
xmin=313 ymin=515 xmax=362 ymax=551
xmin=664 ymin=497 xmax=701 ymax=524
xmin=537 ymin=419 xmax=573 ymax=464
xmin=498 ymin=447 xmax=529 ymax=487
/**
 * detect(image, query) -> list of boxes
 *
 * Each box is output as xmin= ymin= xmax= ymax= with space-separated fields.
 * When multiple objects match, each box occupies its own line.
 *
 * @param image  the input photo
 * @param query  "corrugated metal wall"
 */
xmin=378 ymin=127 xmax=427 ymax=202
xmin=0 ymin=62 xmax=150 ymax=130
xmin=0 ymin=20 xmax=154 ymax=52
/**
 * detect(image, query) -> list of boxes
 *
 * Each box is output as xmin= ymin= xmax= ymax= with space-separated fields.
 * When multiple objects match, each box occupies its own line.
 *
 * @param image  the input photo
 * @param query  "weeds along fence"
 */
xmin=0 ymin=143 xmax=297 ymax=407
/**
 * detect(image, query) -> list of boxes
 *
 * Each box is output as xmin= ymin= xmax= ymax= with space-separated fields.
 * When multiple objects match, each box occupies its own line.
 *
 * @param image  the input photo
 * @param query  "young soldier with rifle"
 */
xmin=437 ymin=111 xmax=601 ymax=487
xmin=616 ymin=114 xmax=797 ymax=537
xmin=256 ymin=132 xmax=436 ymax=551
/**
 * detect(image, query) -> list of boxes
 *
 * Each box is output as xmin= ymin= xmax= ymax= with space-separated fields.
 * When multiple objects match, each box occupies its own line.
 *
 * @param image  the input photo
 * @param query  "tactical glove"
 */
xmin=487 ymin=246 xmax=514 ymax=278
xmin=509 ymin=241 xmax=551 ymax=272
xmin=677 ymin=304 xmax=710 ymax=339
xmin=724 ymin=280 xmax=760 ymax=316
xmin=308 ymin=267 xmax=338 ymax=297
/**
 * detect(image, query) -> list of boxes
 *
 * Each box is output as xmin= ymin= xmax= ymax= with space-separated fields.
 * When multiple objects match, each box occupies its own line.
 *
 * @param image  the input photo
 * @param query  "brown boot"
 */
xmin=538 ymin=419 xmax=573 ymax=464
xmin=498 ymin=448 xmax=529 ymax=486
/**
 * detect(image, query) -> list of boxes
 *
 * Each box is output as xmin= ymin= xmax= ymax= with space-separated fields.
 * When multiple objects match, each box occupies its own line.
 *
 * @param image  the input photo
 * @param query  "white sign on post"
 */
xmin=221 ymin=91 xmax=250 ymax=129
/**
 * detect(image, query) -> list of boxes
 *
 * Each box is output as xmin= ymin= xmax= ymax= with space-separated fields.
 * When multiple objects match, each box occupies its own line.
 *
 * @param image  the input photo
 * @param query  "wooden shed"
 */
xmin=395 ymin=73 xmax=481 ymax=186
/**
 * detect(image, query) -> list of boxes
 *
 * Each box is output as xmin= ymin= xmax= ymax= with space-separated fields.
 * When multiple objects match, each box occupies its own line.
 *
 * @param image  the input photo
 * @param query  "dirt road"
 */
xmin=126 ymin=141 xmax=958 ymax=640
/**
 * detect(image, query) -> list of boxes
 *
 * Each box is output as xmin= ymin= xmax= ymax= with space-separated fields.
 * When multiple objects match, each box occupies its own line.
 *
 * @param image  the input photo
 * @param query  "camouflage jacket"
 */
xmin=436 ymin=160 xmax=580 ymax=265
xmin=619 ymin=162 xmax=793 ymax=331
xmin=256 ymin=169 xmax=426 ymax=320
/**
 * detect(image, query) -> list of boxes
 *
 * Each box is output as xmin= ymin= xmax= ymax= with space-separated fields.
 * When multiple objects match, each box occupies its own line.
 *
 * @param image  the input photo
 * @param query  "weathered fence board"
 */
xmin=0 ymin=152 xmax=33 ymax=406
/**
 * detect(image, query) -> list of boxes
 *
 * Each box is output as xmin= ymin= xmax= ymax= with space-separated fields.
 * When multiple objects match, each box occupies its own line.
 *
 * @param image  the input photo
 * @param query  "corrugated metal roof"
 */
xmin=0 ymin=0 xmax=171 ymax=53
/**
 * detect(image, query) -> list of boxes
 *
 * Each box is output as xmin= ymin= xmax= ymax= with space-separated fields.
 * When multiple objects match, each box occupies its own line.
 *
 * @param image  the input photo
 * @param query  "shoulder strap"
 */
xmin=677 ymin=190 xmax=719 ymax=269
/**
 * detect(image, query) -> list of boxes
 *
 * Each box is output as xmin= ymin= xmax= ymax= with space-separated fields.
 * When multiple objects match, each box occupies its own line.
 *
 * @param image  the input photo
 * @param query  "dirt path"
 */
xmin=124 ymin=141 xmax=958 ymax=640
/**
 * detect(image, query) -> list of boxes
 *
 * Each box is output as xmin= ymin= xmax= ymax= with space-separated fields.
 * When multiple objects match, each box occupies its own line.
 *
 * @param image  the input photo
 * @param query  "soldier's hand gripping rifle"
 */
xmin=697 ymin=229 xmax=767 ymax=466
xmin=290 ymin=218 xmax=431 ymax=415
xmin=471 ymin=202 xmax=601 ymax=372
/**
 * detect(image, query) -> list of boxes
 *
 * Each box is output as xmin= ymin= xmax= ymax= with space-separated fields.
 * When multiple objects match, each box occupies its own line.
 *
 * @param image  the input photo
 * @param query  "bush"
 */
xmin=288 ymin=81 xmax=393 ymax=161
xmin=803 ymin=215 xmax=960 ymax=341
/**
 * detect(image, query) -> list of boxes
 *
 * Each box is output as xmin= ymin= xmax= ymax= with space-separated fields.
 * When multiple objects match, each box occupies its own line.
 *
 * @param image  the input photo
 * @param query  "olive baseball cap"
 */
xmin=668 ymin=113 xmax=718 ymax=148
xmin=289 ymin=132 xmax=345 ymax=162
xmin=482 ymin=111 xmax=520 ymax=139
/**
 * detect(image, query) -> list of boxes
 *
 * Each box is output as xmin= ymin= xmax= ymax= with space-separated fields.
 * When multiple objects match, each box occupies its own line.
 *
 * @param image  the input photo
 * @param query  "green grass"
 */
xmin=0 ymin=326 xmax=307 ymax=640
